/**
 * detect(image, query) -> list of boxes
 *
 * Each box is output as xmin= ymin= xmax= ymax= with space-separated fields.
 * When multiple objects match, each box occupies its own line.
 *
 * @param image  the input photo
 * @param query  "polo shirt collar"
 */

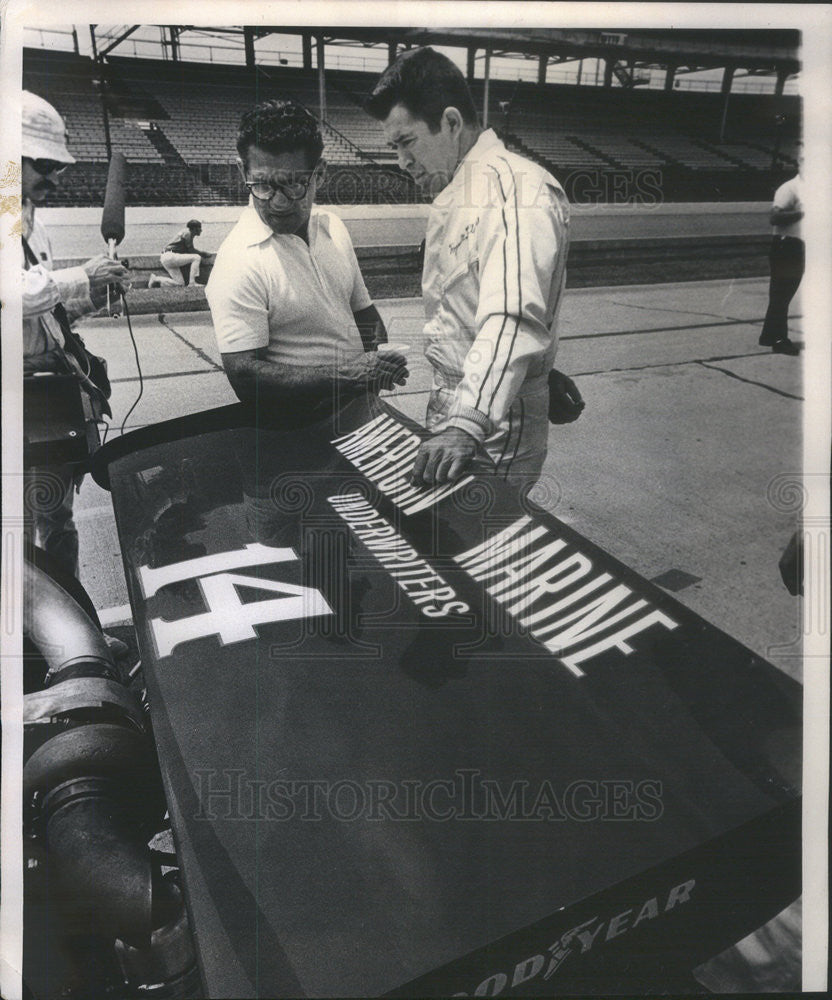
xmin=239 ymin=200 xmax=320 ymax=247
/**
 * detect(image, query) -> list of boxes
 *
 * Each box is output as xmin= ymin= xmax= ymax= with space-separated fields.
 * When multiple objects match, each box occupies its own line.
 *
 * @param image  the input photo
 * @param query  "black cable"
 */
xmin=118 ymin=292 xmax=144 ymax=437
xmin=101 ymin=290 xmax=144 ymax=444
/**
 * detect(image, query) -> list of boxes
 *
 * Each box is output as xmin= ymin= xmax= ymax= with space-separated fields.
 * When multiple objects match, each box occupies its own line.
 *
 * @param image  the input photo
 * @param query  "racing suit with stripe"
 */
xmin=421 ymin=129 xmax=570 ymax=486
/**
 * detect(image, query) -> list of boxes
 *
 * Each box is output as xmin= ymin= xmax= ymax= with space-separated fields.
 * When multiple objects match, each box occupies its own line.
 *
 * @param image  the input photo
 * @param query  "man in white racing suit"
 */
xmin=367 ymin=47 xmax=570 ymax=489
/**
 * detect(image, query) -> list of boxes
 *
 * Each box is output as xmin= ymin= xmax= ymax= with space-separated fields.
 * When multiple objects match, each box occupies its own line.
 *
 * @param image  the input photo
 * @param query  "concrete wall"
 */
xmin=40 ymin=202 xmax=771 ymax=261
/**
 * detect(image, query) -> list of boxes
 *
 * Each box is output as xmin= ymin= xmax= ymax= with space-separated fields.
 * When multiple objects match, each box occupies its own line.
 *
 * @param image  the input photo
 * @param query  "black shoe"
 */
xmin=771 ymin=339 xmax=801 ymax=355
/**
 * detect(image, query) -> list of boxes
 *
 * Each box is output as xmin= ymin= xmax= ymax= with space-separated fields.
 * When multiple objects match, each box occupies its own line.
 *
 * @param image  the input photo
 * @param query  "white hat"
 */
xmin=22 ymin=90 xmax=75 ymax=164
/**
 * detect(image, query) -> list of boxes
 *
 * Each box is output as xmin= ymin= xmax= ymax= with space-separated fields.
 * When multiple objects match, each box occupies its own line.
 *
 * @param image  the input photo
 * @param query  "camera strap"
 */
xmin=23 ymin=236 xmax=112 ymax=417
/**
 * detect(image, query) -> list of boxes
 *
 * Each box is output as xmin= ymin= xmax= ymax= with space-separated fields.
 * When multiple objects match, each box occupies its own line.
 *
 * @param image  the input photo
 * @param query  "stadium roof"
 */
xmin=300 ymin=27 xmax=800 ymax=71
xmin=89 ymin=26 xmax=800 ymax=76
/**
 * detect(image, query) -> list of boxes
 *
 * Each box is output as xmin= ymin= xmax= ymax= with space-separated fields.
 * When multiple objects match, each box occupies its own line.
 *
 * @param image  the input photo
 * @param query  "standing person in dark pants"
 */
xmin=759 ymin=171 xmax=804 ymax=355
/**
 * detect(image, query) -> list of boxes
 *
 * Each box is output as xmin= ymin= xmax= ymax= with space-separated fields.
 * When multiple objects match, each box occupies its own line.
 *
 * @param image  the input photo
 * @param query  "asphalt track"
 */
xmin=73 ymin=275 xmax=804 ymax=682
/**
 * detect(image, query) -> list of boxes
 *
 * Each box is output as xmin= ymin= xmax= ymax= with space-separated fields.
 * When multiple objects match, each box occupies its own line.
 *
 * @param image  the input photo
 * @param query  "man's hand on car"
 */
xmin=410 ymin=427 xmax=477 ymax=487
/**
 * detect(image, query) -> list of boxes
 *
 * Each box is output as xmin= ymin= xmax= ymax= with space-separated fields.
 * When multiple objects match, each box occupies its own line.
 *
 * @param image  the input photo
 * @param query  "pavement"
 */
xmin=75 ymin=276 xmax=804 ymax=680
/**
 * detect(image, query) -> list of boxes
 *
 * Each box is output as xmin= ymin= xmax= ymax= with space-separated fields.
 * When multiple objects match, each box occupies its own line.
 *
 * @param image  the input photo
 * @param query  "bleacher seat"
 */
xmin=23 ymin=48 xmax=801 ymax=207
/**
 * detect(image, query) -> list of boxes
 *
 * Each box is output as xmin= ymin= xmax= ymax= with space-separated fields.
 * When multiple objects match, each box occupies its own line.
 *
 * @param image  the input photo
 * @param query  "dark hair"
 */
xmin=187 ymin=219 xmax=201 ymax=230
xmin=365 ymin=47 xmax=478 ymax=132
xmin=236 ymin=98 xmax=324 ymax=166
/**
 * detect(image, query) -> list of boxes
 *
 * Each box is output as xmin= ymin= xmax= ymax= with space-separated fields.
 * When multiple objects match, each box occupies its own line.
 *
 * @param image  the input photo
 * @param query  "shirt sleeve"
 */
xmin=22 ymin=263 xmax=92 ymax=320
xmin=63 ymin=270 xmax=97 ymax=322
xmin=348 ymin=253 xmax=373 ymax=313
xmin=446 ymin=171 xmax=569 ymax=441
xmin=206 ymin=247 xmax=271 ymax=353
xmin=328 ymin=213 xmax=373 ymax=312
xmin=773 ymin=180 xmax=801 ymax=213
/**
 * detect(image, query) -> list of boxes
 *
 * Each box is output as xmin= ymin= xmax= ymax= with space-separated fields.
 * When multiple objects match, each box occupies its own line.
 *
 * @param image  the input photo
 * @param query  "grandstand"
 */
xmin=22 ymin=37 xmax=800 ymax=208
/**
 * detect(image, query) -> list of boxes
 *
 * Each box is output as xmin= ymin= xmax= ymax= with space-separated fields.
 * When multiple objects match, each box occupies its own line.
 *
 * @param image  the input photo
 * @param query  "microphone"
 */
xmin=101 ymin=152 xmax=127 ymax=317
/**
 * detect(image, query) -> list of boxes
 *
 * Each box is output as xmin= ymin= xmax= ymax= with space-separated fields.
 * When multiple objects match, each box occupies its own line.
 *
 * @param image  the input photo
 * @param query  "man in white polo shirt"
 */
xmin=207 ymin=99 xmax=408 ymax=415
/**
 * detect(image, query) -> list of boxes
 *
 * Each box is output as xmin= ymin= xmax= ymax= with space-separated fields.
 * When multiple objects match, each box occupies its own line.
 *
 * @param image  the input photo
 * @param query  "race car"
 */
xmin=22 ymin=395 xmax=801 ymax=998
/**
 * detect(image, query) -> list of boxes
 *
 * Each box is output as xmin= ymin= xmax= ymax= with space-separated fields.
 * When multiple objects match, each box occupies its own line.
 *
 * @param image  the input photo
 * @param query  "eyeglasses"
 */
xmin=26 ymin=158 xmax=70 ymax=177
xmin=243 ymin=162 xmax=321 ymax=202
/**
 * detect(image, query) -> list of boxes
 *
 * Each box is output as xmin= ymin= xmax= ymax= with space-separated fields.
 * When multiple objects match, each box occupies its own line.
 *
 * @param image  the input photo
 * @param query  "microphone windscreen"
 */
xmin=101 ymin=152 xmax=127 ymax=245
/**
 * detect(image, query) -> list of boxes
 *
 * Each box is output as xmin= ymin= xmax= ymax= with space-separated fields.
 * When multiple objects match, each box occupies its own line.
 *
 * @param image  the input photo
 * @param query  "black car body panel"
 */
xmin=91 ymin=396 xmax=801 ymax=998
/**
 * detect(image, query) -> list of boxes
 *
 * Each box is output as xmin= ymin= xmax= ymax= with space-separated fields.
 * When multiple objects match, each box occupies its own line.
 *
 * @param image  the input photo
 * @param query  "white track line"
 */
xmin=98 ymin=604 xmax=133 ymax=627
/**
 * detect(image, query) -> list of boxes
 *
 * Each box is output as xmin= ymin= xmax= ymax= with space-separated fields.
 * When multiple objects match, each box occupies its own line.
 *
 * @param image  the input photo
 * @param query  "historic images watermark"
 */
xmin=765 ymin=471 xmax=829 ymax=659
xmin=193 ymin=768 xmax=663 ymax=823
xmin=313 ymin=164 xmax=665 ymax=208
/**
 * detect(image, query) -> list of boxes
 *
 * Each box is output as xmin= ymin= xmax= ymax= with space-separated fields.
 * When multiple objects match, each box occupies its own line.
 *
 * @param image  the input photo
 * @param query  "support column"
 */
xmin=302 ymin=34 xmax=312 ymax=70
xmin=537 ymin=54 xmax=547 ymax=86
xmin=603 ymin=58 xmax=613 ymax=88
xmin=316 ymin=36 xmax=327 ymax=120
xmin=388 ymin=42 xmax=398 ymax=65
xmin=719 ymin=65 xmax=734 ymax=142
xmin=169 ymin=26 xmax=179 ymax=62
xmin=71 ymin=27 xmax=80 ymax=55
xmin=720 ymin=64 xmax=735 ymax=94
xmin=576 ymin=58 xmax=583 ymax=87
xmin=89 ymin=27 xmax=111 ymax=161
xmin=770 ymin=114 xmax=784 ymax=173
xmin=244 ymin=27 xmax=255 ymax=70
xmin=482 ymin=48 xmax=491 ymax=127
xmin=467 ymin=46 xmax=476 ymax=82
xmin=664 ymin=63 xmax=676 ymax=91
xmin=775 ymin=68 xmax=788 ymax=96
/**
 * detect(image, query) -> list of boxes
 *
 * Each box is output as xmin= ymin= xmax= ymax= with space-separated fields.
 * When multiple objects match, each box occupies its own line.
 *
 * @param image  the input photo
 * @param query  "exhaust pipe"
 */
xmin=23 ymin=558 xmax=120 ymax=685
xmin=23 ymin=555 xmax=198 ymax=995
xmin=116 ymin=874 xmax=203 ymax=998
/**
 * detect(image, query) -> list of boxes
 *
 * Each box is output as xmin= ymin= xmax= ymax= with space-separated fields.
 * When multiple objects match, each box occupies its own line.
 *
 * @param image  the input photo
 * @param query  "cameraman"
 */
xmin=22 ymin=90 xmax=130 ymax=577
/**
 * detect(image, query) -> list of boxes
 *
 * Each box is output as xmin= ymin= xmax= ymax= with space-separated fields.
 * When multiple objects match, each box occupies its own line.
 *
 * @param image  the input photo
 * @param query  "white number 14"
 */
xmin=137 ymin=543 xmax=333 ymax=659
